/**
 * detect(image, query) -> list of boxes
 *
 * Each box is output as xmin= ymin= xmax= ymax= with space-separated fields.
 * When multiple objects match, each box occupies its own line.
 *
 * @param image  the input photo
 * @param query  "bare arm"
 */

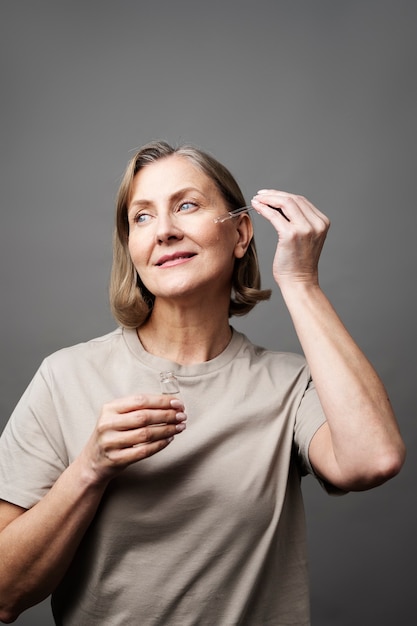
xmin=252 ymin=191 xmax=406 ymax=491
xmin=0 ymin=463 xmax=106 ymax=623
xmin=0 ymin=394 xmax=186 ymax=623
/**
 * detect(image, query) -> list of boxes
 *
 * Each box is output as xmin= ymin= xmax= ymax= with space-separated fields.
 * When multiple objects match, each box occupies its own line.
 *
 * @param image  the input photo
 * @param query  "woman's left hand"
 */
xmin=251 ymin=190 xmax=330 ymax=289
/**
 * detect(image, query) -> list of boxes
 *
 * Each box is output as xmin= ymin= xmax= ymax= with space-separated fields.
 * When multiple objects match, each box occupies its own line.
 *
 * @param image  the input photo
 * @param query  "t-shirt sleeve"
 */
xmin=0 ymin=361 xmax=68 ymax=509
xmin=293 ymin=375 xmax=326 ymax=476
xmin=294 ymin=375 xmax=346 ymax=495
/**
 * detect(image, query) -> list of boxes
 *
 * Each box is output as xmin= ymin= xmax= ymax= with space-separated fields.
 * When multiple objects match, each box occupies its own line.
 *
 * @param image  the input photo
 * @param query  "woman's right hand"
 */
xmin=81 ymin=394 xmax=187 ymax=486
xmin=1 ymin=395 xmax=186 ymax=622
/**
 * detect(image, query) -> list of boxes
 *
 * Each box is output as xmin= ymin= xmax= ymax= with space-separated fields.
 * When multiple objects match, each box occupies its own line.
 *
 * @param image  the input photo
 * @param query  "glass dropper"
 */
xmin=214 ymin=204 xmax=289 ymax=224
xmin=213 ymin=205 xmax=255 ymax=223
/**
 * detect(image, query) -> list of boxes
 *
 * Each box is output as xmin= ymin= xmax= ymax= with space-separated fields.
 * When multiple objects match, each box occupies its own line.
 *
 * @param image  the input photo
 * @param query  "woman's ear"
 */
xmin=234 ymin=214 xmax=253 ymax=259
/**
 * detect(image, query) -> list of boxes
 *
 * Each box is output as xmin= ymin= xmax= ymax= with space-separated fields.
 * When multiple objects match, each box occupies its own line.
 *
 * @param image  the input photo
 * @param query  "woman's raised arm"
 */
xmin=252 ymin=191 xmax=406 ymax=491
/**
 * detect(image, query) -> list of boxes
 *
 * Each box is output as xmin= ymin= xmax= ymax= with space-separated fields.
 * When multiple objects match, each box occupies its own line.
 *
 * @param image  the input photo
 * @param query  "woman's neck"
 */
xmin=137 ymin=301 xmax=232 ymax=365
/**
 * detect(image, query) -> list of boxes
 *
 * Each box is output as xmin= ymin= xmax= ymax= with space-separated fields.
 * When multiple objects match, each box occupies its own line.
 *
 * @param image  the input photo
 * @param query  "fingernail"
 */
xmin=176 ymin=412 xmax=187 ymax=421
xmin=170 ymin=399 xmax=183 ymax=409
xmin=176 ymin=422 xmax=186 ymax=432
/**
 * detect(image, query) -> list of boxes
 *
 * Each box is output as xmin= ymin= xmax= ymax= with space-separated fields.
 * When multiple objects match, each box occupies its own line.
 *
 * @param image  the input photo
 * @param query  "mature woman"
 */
xmin=0 ymin=141 xmax=405 ymax=625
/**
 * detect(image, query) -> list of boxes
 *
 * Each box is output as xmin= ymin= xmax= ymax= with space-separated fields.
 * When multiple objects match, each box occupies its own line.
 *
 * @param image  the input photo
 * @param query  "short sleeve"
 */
xmin=293 ymin=376 xmax=326 ymax=476
xmin=0 ymin=361 xmax=68 ymax=508
xmin=294 ymin=376 xmax=346 ymax=495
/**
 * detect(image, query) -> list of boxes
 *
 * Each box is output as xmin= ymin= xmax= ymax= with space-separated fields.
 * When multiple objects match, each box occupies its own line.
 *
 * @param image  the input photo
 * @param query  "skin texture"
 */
xmin=0 ymin=157 xmax=405 ymax=623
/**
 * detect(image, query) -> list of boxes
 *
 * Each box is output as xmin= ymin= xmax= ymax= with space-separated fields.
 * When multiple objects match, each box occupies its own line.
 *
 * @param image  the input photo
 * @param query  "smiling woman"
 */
xmin=127 ymin=155 xmax=255 ymax=331
xmin=110 ymin=141 xmax=272 ymax=330
xmin=0 ymin=140 xmax=405 ymax=625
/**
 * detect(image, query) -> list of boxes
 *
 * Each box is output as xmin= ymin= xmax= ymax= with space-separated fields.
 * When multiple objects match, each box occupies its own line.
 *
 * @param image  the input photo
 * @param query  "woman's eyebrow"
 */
xmin=129 ymin=187 xmax=206 ymax=211
xmin=169 ymin=187 xmax=206 ymax=202
xmin=129 ymin=199 xmax=151 ymax=209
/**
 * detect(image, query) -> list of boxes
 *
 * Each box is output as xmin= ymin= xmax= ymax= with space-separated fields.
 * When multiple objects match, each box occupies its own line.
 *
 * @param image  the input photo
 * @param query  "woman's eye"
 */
xmin=134 ymin=212 xmax=151 ymax=224
xmin=178 ymin=201 xmax=198 ymax=213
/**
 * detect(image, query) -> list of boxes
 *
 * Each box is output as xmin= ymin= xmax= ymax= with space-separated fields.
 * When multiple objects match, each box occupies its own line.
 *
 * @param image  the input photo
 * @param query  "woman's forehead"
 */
xmin=130 ymin=155 xmax=218 ymax=203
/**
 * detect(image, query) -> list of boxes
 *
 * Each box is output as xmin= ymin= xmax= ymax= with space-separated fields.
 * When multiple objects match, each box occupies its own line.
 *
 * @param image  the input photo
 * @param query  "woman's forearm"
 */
xmin=0 ymin=457 xmax=107 ymax=623
xmin=281 ymin=281 xmax=406 ymax=489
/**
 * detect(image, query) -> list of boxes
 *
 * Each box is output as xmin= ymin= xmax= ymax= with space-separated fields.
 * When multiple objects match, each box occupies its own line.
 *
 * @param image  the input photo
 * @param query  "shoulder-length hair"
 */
xmin=109 ymin=140 xmax=271 ymax=328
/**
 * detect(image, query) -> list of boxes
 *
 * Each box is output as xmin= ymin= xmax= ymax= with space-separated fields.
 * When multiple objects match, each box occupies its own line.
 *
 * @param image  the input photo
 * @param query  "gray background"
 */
xmin=1 ymin=1 xmax=415 ymax=624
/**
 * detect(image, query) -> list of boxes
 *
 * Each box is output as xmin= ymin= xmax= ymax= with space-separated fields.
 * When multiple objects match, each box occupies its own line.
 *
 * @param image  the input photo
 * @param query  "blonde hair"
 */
xmin=110 ymin=141 xmax=271 ymax=328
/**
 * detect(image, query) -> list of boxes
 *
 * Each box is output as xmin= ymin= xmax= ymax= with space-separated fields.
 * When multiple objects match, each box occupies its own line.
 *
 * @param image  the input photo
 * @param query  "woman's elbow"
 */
xmin=0 ymin=606 xmax=20 ymax=624
xmin=0 ymin=592 xmax=27 ymax=624
xmin=355 ymin=442 xmax=406 ymax=491
xmin=377 ymin=442 xmax=406 ymax=481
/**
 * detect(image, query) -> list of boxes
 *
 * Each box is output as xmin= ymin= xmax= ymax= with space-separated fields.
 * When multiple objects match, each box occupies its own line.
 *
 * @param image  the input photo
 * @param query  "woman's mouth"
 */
xmin=155 ymin=252 xmax=197 ymax=267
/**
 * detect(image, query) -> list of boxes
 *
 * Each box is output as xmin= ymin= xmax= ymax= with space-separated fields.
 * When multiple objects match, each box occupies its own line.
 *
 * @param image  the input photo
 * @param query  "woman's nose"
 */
xmin=155 ymin=212 xmax=184 ymax=244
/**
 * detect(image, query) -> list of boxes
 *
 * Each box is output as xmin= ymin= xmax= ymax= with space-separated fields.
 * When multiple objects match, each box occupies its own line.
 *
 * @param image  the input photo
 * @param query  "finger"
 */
xmin=251 ymin=195 xmax=301 ymax=230
xmin=252 ymin=196 xmax=329 ymax=242
xmin=123 ymin=408 xmax=186 ymax=430
xmin=102 ymin=394 xmax=185 ymax=424
xmin=99 ymin=418 xmax=186 ymax=456
xmin=105 ymin=394 xmax=185 ymax=414
xmin=254 ymin=190 xmax=330 ymax=226
xmin=104 ymin=435 xmax=175 ymax=465
xmin=99 ymin=406 xmax=187 ymax=436
xmin=119 ymin=421 xmax=186 ymax=448
xmin=132 ymin=437 xmax=175 ymax=461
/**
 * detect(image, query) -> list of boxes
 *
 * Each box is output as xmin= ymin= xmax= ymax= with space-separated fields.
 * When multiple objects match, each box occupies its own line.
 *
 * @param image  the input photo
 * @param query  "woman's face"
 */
xmin=127 ymin=155 xmax=252 ymax=306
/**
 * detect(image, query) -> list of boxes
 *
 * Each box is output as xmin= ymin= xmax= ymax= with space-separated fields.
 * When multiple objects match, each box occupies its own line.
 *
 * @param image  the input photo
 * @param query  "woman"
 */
xmin=0 ymin=141 xmax=405 ymax=625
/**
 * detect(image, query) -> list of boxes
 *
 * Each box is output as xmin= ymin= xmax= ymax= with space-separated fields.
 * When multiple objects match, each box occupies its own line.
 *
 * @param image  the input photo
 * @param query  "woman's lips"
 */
xmin=155 ymin=252 xmax=196 ymax=267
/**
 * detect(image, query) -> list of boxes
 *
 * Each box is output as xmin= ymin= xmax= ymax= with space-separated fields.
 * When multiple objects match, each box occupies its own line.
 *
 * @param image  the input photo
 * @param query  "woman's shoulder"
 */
xmin=236 ymin=329 xmax=305 ymax=363
xmin=41 ymin=327 xmax=127 ymax=371
xmin=234 ymin=329 xmax=309 ymax=376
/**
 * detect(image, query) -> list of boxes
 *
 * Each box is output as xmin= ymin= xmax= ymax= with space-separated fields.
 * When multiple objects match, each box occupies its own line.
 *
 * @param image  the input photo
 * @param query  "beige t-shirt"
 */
xmin=0 ymin=327 xmax=327 ymax=625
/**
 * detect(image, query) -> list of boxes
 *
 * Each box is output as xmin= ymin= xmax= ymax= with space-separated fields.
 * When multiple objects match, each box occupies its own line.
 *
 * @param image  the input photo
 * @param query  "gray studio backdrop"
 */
xmin=1 ymin=1 xmax=415 ymax=624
